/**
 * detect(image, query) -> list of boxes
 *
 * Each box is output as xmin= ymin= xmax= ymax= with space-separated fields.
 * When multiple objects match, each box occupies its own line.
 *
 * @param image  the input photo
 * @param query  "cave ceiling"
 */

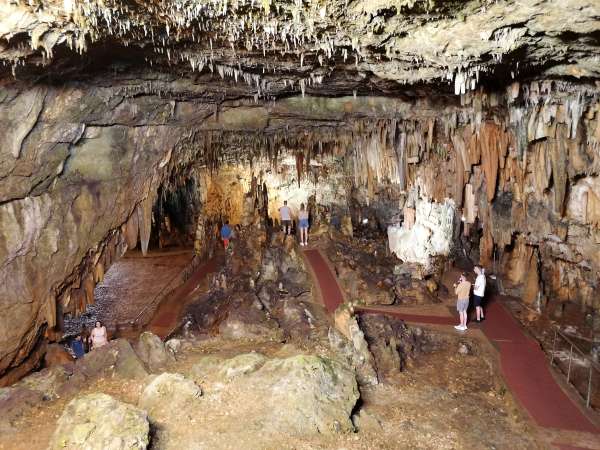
xmin=1 ymin=0 xmax=599 ymax=97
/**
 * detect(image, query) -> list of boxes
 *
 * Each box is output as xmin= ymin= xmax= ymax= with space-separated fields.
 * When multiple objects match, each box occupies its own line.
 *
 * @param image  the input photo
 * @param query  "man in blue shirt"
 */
xmin=220 ymin=220 xmax=232 ymax=249
xmin=71 ymin=335 xmax=85 ymax=359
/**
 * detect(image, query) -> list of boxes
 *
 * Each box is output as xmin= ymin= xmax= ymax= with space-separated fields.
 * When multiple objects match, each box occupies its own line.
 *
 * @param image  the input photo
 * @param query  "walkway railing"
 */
xmin=130 ymin=255 xmax=202 ymax=327
xmin=550 ymin=326 xmax=600 ymax=409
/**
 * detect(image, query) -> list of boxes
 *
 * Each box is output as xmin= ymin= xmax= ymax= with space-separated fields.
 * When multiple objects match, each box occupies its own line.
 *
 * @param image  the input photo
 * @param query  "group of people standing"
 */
xmin=279 ymin=200 xmax=310 ymax=246
xmin=219 ymin=200 xmax=311 ymax=249
xmin=453 ymin=266 xmax=487 ymax=331
xmin=69 ymin=321 xmax=108 ymax=359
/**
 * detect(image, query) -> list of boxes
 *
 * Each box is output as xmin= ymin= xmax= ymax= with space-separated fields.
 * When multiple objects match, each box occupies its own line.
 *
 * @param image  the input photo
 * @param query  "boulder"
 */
xmin=328 ymin=326 xmax=378 ymax=387
xmin=218 ymin=298 xmax=284 ymax=342
xmin=191 ymin=355 xmax=226 ymax=381
xmin=134 ymin=332 xmax=175 ymax=373
xmin=165 ymin=338 xmax=182 ymax=355
xmin=217 ymin=353 xmax=267 ymax=379
xmin=16 ymin=365 xmax=69 ymax=400
xmin=139 ymin=373 xmax=202 ymax=427
xmin=352 ymin=408 xmax=383 ymax=432
xmin=49 ymin=393 xmax=149 ymax=450
xmin=77 ymin=339 xmax=148 ymax=380
xmin=358 ymin=314 xmax=422 ymax=378
xmin=0 ymin=386 xmax=44 ymax=429
xmin=252 ymin=355 xmax=359 ymax=434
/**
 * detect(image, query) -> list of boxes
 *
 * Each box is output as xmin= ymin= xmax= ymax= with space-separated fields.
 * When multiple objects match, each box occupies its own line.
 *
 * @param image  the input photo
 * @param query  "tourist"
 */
xmin=473 ymin=266 xmax=486 ymax=322
xmin=453 ymin=274 xmax=471 ymax=331
xmin=70 ymin=335 xmax=85 ymax=359
xmin=279 ymin=200 xmax=292 ymax=236
xmin=220 ymin=220 xmax=232 ymax=249
xmin=90 ymin=321 xmax=108 ymax=350
xmin=298 ymin=203 xmax=309 ymax=246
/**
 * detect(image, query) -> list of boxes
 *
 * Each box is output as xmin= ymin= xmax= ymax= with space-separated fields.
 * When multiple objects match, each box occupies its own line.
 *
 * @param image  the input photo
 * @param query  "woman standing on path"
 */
xmin=298 ymin=203 xmax=309 ymax=246
xmin=90 ymin=321 xmax=108 ymax=350
xmin=453 ymin=274 xmax=471 ymax=331
xmin=473 ymin=266 xmax=486 ymax=322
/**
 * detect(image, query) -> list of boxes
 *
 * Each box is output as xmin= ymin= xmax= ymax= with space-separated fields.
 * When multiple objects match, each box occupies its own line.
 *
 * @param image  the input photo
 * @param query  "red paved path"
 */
xmin=147 ymin=257 xmax=219 ymax=338
xmin=304 ymin=249 xmax=345 ymax=313
xmin=302 ymin=248 xmax=598 ymax=437
xmin=483 ymin=301 xmax=597 ymax=434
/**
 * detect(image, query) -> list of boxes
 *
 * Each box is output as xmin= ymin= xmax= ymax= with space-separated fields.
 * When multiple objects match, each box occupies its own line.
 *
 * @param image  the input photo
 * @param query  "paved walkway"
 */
xmin=146 ymin=257 xmax=220 ymax=338
xmin=301 ymin=247 xmax=599 ymax=449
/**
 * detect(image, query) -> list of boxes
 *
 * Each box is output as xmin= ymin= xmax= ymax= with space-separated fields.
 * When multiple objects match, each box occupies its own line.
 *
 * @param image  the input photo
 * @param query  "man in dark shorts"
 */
xmin=473 ymin=266 xmax=486 ymax=322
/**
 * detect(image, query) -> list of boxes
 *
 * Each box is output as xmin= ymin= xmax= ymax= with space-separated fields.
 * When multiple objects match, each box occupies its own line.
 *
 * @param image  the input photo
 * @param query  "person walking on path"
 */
xmin=279 ymin=200 xmax=292 ymax=236
xmin=90 ymin=321 xmax=108 ymax=350
xmin=453 ymin=274 xmax=471 ymax=331
xmin=298 ymin=203 xmax=309 ymax=246
xmin=220 ymin=220 xmax=232 ymax=249
xmin=473 ymin=266 xmax=486 ymax=322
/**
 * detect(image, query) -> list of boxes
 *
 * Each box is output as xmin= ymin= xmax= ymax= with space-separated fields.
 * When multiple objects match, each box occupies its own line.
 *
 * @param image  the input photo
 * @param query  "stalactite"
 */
xmin=137 ymin=193 xmax=155 ymax=256
xmin=295 ymin=152 xmax=303 ymax=187
xmin=124 ymin=210 xmax=139 ymax=250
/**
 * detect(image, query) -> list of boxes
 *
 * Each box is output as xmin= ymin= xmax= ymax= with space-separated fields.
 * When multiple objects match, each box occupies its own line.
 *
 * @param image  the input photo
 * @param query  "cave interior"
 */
xmin=1 ymin=0 xmax=600 ymax=448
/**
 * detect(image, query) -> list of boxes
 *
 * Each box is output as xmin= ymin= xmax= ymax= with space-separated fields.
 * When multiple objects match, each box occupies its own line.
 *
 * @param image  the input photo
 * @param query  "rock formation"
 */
xmin=0 ymin=0 xmax=598 ymax=386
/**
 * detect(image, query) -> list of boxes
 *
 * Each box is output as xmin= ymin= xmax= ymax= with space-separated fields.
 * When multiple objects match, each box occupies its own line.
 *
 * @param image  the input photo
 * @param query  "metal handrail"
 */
xmin=550 ymin=325 xmax=600 ymax=408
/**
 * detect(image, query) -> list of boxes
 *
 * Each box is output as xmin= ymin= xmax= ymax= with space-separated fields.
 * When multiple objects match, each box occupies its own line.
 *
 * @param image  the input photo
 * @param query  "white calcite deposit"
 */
xmin=388 ymin=199 xmax=455 ymax=268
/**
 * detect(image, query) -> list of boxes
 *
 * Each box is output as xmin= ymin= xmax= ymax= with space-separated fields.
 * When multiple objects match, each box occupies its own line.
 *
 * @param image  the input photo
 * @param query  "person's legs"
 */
xmin=455 ymin=301 xmax=462 ymax=330
xmin=460 ymin=311 xmax=468 ymax=328
xmin=223 ymin=238 xmax=229 ymax=249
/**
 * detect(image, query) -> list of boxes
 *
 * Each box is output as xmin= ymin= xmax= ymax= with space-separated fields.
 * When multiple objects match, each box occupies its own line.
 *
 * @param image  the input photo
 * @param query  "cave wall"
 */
xmin=0 ymin=81 xmax=211 ymax=381
xmin=1 ymin=75 xmax=599 ymax=382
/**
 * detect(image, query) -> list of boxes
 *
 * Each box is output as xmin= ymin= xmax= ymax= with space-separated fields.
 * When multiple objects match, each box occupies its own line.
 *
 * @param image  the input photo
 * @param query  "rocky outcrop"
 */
xmin=134 ymin=332 xmax=175 ymax=373
xmin=49 ymin=393 xmax=149 ymax=450
xmin=138 ymin=372 xmax=203 ymax=428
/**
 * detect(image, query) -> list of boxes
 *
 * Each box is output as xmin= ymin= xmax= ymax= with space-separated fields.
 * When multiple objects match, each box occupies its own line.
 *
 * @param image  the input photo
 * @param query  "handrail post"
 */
xmin=551 ymin=327 xmax=557 ymax=366
xmin=587 ymin=365 xmax=593 ymax=408
xmin=567 ymin=343 xmax=573 ymax=383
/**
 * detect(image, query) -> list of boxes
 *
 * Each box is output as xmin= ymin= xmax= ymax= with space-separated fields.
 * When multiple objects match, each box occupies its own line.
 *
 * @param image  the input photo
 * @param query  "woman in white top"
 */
xmin=90 ymin=321 xmax=108 ymax=349
xmin=298 ymin=203 xmax=309 ymax=246
xmin=473 ymin=266 xmax=486 ymax=322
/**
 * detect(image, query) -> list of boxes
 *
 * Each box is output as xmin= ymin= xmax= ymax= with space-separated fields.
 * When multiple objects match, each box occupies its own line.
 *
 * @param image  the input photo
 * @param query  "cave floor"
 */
xmin=0 ymin=333 xmax=542 ymax=450
xmin=64 ymin=248 xmax=194 ymax=336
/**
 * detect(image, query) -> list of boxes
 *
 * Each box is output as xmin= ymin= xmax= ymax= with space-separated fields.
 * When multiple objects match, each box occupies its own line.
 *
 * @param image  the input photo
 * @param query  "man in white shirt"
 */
xmin=473 ymin=266 xmax=486 ymax=322
xmin=279 ymin=200 xmax=292 ymax=236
